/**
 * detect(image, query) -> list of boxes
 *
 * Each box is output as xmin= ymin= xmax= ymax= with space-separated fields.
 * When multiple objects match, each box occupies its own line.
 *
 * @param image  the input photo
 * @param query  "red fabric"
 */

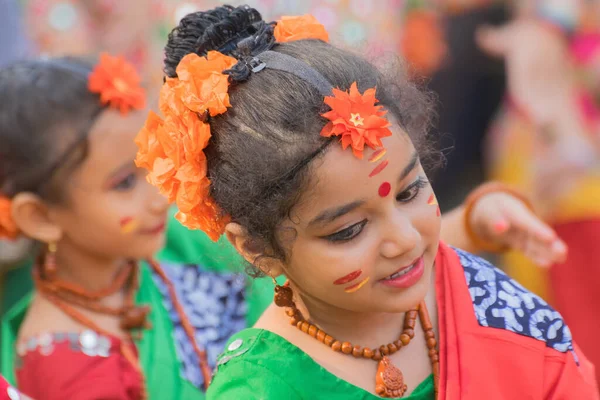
xmin=436 ymin=242 xmax=599 ymax=399
xmin=550 ymin=220 xmax=600 ymax=386
xmin=0 ymin=374 xmax=19 ymax=400
xmin=16 ymin=335 xmax=143 ymax=400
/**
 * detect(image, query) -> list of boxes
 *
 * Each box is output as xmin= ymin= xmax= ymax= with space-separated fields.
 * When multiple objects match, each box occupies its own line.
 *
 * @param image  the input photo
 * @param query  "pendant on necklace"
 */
xmin=375 ymin=356 xmax=407 ymax=398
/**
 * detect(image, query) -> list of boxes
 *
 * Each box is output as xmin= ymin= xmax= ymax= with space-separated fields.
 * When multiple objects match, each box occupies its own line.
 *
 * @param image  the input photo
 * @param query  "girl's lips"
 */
xmin=379 ymin=257 xmax=425 ymax=289
xmin=140 ymin=222 xmax=166 ymax=235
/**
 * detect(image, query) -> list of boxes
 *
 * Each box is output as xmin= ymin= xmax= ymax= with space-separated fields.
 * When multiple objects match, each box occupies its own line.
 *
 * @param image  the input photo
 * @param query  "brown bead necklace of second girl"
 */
xmin=273 ymin=281 xmax=440 ymax=398
xmin=32 ymin=247 xmax=213 ymax=392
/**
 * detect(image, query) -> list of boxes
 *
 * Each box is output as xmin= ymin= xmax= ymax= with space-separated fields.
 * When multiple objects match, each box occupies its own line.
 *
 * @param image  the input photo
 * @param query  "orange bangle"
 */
xmin=463 ymin=182 xmax=534 ymax=253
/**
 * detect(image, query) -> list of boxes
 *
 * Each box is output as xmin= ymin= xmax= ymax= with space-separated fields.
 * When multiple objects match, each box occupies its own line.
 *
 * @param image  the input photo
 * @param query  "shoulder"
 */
xmin=208 ymin=329 xmax=303 ymax=399
xmin=452 ymin=247 xmax=574 ymax=354
xmin=15 ymin=331 xmax=142 ymax=400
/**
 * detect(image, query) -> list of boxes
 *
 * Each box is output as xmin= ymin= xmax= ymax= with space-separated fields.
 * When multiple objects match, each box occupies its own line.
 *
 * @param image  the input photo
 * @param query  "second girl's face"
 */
xmin=281 ymin=128 xmax=441 ymax=314
xmin=48 ymin=109 xmax=169 ymax=260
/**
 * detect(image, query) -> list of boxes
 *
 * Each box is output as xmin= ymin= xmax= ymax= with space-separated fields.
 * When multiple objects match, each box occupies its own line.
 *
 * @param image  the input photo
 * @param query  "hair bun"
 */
xmin=164 ymin=5 xmax=272 ymax=78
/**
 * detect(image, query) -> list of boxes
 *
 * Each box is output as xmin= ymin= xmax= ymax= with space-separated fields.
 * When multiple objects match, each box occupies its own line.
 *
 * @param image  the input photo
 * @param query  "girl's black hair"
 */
xmin=0 ymin=57 xmax=103 ymax=202
xmin=164 ymin=5 xmax=438 ymax=275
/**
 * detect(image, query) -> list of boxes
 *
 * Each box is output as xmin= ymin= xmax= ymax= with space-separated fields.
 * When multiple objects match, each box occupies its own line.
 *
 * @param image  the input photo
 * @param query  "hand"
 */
xmin=469 ymin=192 xmax=568 ymax=267
xmin=476 ymin=19 xmax=573 ymax=125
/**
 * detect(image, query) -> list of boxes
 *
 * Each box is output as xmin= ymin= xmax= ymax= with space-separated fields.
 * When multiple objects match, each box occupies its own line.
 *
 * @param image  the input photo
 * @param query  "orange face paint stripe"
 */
xmin=368 ymin=148 xmax=387 ymax=163
xmin=333 ymin=269 xmax=363 ymax=285
xmin=344 ymin=277 xmax=370 ymax=293
xmin=368 ymin=159 xmax=389 ymax=178
xmin=427 ymin=194 xmax=441 ymax=217
xmin=120 ymin=217 xmax=139 ymax=234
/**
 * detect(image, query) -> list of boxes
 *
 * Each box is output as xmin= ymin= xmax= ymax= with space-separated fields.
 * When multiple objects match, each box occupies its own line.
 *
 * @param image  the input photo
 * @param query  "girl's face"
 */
xmin=47 ymin=109 xmax=169 ymax=260
xmin=280 ymin=128 xmax=441 ymax=314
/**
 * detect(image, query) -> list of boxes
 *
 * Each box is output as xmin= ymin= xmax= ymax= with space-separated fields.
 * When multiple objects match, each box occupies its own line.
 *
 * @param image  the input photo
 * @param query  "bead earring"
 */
xmin=44 ymin=242 xmax=57 ymax=279
xmin=271 ymin=277 xmax=304 ymax=324
xmin=272 ymin=277 xmax=295 ymax=308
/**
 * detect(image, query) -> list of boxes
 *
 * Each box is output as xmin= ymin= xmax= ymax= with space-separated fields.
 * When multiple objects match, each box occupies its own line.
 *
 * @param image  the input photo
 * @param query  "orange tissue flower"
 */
xmin=174 ymin=51 xmax=237 ymax=117
xmin=135 ymin=107 xmax=227 ymax=241
xmin=274 ymin=15 xmax=329 ymax=43
xmin=135 ymin=49 xmax=237 ymax=241
xmin=0 ymin=195 xmax=18 ymax=240
xmin=320 ymin=82 xmax=392 ymax=159
xmin=88 ymin=53 xmax=146 ymax=115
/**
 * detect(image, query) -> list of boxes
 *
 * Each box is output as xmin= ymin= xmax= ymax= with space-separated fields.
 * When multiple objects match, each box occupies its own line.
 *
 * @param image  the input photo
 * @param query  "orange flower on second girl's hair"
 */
xmin=274 ymin=15 xmax=329 ymax=43
xmin=320 ymin=82 xmax=393 ymax=159
xmin=0 ymin=195 xmax=18 ymax=240
xmin=88 ymin=53 xmax=147 ymax=115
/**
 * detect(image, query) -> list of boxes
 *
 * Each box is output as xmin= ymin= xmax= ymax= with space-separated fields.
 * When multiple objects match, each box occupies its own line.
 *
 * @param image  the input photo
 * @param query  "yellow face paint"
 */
xmin=344 ymin=276 xmax=370 ymax=293
xmin=427 ymin=194 xmax=440 ymax=216
xmin=120 ymin=217 xmax=139 ymax=234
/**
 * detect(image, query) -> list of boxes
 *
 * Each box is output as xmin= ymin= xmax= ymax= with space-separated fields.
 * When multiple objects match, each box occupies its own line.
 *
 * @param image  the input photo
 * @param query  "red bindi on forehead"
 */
xmin=378 ymin=182 xmax=391 ymax=197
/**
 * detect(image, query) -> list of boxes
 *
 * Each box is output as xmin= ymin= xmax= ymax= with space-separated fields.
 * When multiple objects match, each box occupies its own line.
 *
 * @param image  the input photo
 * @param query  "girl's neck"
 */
xmin=51 ymin=240 xmax=132 ymax=292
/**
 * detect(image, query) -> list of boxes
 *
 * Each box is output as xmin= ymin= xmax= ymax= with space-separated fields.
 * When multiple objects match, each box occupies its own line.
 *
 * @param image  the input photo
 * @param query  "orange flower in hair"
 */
xmin=0 ymin=195 xmax=18 ymax=240
xmin=174 ymin=51 xmax=237 ymax=117
xmin=320 ymin=82 xmax=392 ymax=159
xmin=88 ymin=53 xmax=146 ymax=115
xmin=135 ymin=105 xmax=227 ymax=240
xmin=274 ymin=15 xmax=329 ymax=43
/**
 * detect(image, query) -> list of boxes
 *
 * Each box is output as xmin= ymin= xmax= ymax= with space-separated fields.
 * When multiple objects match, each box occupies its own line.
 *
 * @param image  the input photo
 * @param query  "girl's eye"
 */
xmin=325 ymin=220 xmax=368 ymax=243
xmin=113 ymin=173 xmax=137 ymax=191
xmin=396 ymin=176 xmax=428 ymax=203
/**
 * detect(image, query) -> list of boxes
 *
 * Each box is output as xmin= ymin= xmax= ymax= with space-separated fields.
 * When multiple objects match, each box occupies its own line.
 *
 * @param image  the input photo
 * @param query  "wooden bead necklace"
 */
xmin=274 ymin=281 xmax=439 ymax=398
xmin=33 ymin=251 xmax=213 ymax=394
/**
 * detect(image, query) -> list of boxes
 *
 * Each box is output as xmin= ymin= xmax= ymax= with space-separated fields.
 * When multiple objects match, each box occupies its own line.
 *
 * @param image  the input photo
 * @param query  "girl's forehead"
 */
xmin=78 ymin=111 xmax=146 ymax=175
xmin=297 ymin=132 xmax=415 ymax=217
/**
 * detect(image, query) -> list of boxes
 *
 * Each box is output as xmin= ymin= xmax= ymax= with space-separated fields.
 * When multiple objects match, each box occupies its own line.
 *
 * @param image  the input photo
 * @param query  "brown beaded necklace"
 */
xmin=33 ymin=254 xmax=213 ymax=393
xmin=274 ymin=282 xmax=439 ymax=398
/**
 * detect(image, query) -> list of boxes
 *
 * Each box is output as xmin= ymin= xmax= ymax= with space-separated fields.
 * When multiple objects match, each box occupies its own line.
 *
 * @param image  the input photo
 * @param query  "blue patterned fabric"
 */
xmin=454 ymin=248 xmax=575 ymax=355
xmin=151 ymin=262 xmax=248 ymax=389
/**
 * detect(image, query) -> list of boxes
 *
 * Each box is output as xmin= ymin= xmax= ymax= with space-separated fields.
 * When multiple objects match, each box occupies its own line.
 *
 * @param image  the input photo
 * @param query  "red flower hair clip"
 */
xmin=88 ymin=53 xmax=146 ymax=115
xmin=320 ymin=82 xmax=392 ymax=159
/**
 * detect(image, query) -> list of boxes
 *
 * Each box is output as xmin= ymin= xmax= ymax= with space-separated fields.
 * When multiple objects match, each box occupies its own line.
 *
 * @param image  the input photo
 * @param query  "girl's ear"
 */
xmin=225 ymin=222 xmax=284 ymax=277
xmin=11 ymin=192 xmax=63 ymax=243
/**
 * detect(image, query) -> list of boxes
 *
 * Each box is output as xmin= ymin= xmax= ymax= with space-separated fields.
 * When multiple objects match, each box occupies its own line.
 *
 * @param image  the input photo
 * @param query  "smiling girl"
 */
xmin=136 ymin=5 xmax=599 ymax=399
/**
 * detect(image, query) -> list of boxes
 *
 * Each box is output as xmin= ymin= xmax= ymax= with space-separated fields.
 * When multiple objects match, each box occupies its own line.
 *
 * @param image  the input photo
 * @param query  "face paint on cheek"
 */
xmin=378 ymin=182 xmax=391 ymax=197
xmin=120 ymin=217 xmax=139 ymax=234
xmin=333 ymin=269 xmax=362 ymax=285
xmin=368 ymin=159 xmax=389 ymax=178
xmin=427 ymin=194 xmax=441 ymax=217
xmin=344 ymin=276 xmax=370 ymax=293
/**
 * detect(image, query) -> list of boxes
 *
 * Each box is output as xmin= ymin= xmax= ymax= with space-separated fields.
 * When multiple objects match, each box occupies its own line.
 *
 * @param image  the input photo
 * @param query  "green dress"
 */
xmin=0 ymin=208 xmax=275 ymax=398
xmin=208 ymin=328 xmax=435 ymax=399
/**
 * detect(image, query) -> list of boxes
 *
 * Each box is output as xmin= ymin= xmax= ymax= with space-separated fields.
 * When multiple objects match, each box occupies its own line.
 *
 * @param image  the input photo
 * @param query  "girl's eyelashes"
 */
xmin=322 ymin=177 xmax=429 ymax=244
xmin=396 ymin=176 xmax=428 ymax=203
xmin=111 ymin=173 xmax=137 ymax=191
xmin=325 ymin=219 xmax=368 ymax=243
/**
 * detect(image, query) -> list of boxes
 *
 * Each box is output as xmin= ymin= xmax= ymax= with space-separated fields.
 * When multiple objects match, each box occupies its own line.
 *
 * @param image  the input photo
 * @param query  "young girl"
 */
xmin=0 ymin=54 xmax=250 ymax=399
xmin=0 ymin=50 xmax=566 ymax=400
xmin=135 ymin=5 xmax=599 ymax=399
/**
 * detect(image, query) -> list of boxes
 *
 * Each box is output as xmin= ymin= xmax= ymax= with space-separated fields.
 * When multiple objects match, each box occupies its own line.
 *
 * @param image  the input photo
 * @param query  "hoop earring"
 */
xmin=44 ymin=242 xmax=57 ymax=279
